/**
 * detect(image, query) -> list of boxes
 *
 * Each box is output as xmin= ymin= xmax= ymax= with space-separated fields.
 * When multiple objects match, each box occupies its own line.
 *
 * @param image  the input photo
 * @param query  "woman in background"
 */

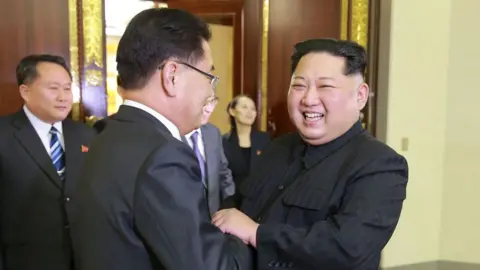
xmin=222 ymin=95 xmax=270 ymax=207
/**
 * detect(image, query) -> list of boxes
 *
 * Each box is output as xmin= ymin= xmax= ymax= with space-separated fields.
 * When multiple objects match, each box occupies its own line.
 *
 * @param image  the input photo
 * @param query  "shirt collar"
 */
xmin=123 ymin=99 xmax=181 ymax=141
xmin=23 ymin=105 xmax=63 ymax=135
xmin=302 ymin=121 xmax=364 ymax=169
xmin=185 ymin=127 xmax=202 ymax=140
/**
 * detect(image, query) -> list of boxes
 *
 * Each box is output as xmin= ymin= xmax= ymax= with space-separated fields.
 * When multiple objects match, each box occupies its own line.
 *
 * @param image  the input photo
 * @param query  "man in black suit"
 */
xmin=71 ymin=8 xmax=252 ymax=270
xmin=213 ymin=39 xmax=409 ymax=269
xmin=184 ymin=96 xmax=235 ymax=215
xmin=0 ymin=54 xmax=94 ymax=270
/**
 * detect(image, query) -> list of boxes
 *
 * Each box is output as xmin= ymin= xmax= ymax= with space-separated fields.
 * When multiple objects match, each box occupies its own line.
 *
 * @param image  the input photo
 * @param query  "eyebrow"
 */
xmin=45 ymin=81 xmax=72 ymax=86
xmin=317 ymin=76 xmax=335 ymax=81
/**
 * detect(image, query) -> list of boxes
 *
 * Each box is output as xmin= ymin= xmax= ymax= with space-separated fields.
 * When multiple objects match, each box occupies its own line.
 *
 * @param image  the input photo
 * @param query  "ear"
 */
xmin=356 ymin=83 xmax=369 ymax=110
xmin=160 ymin=60 xmax=181 ymax=97
xmin=19 ymin=84 xmax=29 ymax=102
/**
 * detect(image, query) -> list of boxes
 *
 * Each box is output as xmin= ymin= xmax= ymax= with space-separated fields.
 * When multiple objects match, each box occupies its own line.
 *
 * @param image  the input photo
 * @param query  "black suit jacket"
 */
xmin=240 ymin=122 xmax=408 ymax=270
xmin=92 ymin=114 xmax=115 ymax=134
xmin=222 ymin=130 xmax=270 ymax=207
xmin=71 ymin=105 xmax=252 ymax=270
xmin=0 ymin=109 xmax=94 ymax=270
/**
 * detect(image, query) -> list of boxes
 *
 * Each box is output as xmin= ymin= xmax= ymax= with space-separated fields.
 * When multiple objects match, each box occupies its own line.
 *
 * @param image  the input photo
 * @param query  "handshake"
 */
xmin=212 ymin=208 xmax=260 ymax=248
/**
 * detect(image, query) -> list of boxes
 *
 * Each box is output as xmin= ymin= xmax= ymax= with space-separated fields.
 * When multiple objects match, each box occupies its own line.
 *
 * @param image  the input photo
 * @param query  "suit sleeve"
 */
xmin=133 ymin=142 xmax=252 ymax=270
xmin=218 ymin=130 xmax=235 ymax=200
xmin=255 ymin=154 xmax=408 ymax=269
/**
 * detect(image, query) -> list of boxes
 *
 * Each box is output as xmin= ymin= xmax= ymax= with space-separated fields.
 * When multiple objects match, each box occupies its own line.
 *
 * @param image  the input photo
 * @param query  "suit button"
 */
xmin=64 ymin=225 xmax=70 ymax=229
xmin=256 ymin=216 xmax=263 ymax=222
xmin=64 ymin=197 xmax=71 ymax=202
xmin=278 ymin=185 xmax=285 ymax=191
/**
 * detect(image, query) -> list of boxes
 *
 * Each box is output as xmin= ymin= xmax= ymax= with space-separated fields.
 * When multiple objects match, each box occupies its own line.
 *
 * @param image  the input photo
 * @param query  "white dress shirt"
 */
xmin=122 ymin=99 xmax=181 ymax=141
xmin=185 ymin=128 xmax=206 ymax=160
xmin=23 ymin=106 xmax=64 ymax=157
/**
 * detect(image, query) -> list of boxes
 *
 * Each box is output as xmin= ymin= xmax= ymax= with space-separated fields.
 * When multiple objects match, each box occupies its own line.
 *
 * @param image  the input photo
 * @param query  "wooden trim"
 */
xmin=341 ymin=0 xmax=350 ymax=39
xmin=77 ymin=0 xmax=86 ymax=120
xmin=367 ymin=0 xmax=381 ymax=136
xmin=167 ymin=1 xmax=243 ymax=101
xmin=69 ymin=0 xmax=81 ymax=120
xmin=260 ymin=0 xmax=269 ymax=131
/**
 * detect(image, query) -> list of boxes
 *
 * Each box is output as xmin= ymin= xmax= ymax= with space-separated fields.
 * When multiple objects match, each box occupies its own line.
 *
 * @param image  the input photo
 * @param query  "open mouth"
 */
xmin=303 ymin=112 xmax=324 ymax=122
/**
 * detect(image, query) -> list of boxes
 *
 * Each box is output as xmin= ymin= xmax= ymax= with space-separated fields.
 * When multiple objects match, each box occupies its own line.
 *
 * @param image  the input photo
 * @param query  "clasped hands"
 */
xmin=212 ymin=208 xmax=259 ymax=248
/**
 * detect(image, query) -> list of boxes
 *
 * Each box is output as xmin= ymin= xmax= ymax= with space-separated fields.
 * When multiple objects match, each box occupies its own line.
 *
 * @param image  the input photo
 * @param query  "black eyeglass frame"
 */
xmin=158 ymin=61 xmax=219 ymax=90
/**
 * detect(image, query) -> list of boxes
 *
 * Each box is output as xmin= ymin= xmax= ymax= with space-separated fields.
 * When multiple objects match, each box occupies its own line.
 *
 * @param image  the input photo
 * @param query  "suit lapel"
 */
xmin=12 ymin=110 xmax=62 ymax=190
xmin=201 ymin=125 xmax=221 ymax=215
xmin=201 ymin=126 xmax=215 ymax=189
xmin=63 ymin=119 xmax=82 ymax=194
xmin=249 ymin=131 xmax=263 ymax=170
xmin=226 ymin=132 xmax=249 ymax=174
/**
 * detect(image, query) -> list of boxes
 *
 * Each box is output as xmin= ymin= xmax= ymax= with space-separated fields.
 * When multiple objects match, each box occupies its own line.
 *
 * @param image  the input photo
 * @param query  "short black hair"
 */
xmin=16 ymin=54 xmax=71 ymax=86
xmin=116 ymin=8 xmax=212 ymax=90
xmin=291 ymin=38 xmax=367 ymax=76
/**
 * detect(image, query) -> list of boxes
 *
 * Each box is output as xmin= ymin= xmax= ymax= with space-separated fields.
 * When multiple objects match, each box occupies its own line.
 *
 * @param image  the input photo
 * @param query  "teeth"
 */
xmin=303 ymin=112 xmax=324 ymax=122
xmin=304 ymin=112 xmax=324 ymax=119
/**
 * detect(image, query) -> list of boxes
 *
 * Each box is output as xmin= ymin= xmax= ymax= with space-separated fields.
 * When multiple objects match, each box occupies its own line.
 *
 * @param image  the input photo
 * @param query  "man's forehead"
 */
xmin=294 ymin=54 xmax=347 ymax=77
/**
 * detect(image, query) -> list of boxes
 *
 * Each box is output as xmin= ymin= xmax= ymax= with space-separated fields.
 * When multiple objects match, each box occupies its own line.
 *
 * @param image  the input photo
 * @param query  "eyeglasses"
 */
xmin=158 ymin=61 xmax=219 ymax=91
xmin=206 ymin=96 xmax=219 ymax=106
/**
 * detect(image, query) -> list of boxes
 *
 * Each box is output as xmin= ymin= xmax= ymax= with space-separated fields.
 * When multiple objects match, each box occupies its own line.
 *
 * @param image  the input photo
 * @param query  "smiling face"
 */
xmin=162 ymin=39 xmax=216 ymax=134
xmin=200 ymin=95 xmax=218 ymax=125
xmin=19 ymin=62 xmax=73 ymax=123
xmin=229 ymin=96 xmax=257 ymax=127
xmin=287 ymin=52 xmax=369 ymax=145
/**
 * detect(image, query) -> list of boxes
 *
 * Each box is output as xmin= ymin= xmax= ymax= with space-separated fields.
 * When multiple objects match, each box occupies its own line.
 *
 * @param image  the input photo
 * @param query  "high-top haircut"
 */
xmin=291 ymin=38 xmax=367 ymax=76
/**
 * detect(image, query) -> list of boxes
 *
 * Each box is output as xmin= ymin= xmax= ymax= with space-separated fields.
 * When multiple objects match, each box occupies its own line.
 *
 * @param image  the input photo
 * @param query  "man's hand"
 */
xmin=212 ymin=208 xmax=259 ymax=247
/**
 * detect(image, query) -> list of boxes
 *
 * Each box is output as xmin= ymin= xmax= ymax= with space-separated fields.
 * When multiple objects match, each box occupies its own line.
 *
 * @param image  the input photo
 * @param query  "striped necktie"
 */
xmin=49 ymin=126 xmax=65 ymax=181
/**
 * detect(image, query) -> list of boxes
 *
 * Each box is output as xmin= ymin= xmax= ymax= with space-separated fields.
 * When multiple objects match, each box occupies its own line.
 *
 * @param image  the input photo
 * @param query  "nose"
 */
xmin=57 ymin=90 xmax=67 ymax=101
xmin=301 ymin=86 xmax=320 ymax=107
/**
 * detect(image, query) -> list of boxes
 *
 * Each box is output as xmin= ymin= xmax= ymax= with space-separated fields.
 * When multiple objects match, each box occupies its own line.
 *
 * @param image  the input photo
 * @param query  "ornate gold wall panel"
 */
xmin=347 ymin=0 xmax=370 ymax=129
xmin=350 ymin=0 xmax=369 ymax=49
xmin=68 ymin=0 xmax=80 ymax=120
xmin=82 ymin=0 xmax=104 ymax=69
xmin=260 ymin=0 xmax=269 ymax=131
xmin=69 ymin=0 xmax=107 ymax=121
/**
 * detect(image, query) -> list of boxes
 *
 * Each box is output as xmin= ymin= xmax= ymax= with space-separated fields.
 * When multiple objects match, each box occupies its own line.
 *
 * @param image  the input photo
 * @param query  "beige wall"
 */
xmin=207 ymin=23 xmax=234 ymax=134
xmin=440 ymin=0 xmax=480 ymax=263
xmin=379 ymin=0 xmax=480 ymax=267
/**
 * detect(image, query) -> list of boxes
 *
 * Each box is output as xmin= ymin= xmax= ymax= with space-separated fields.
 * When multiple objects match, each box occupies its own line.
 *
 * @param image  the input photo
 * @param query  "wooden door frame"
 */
xmin=68 ymin=0 xmax=107 ymax=124
xmin=67 ymin=0 xmax=381 ymax=135
xmin=257 ymin=0 xmax=381 ymax=135
xmin=166 ymin=1 xmax=244 ymax=100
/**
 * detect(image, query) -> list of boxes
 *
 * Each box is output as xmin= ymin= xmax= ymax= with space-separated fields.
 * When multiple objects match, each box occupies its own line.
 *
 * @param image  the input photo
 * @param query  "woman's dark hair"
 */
xmin=226 ymin=94 xmax=255 ymax=130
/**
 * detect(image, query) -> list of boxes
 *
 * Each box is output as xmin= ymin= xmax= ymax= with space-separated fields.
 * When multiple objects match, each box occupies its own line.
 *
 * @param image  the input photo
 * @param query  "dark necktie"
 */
xmin=190 ymin=131 xmax=206 ymax=187
xmin=49 ymin=126 xmax=65 ymax=181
